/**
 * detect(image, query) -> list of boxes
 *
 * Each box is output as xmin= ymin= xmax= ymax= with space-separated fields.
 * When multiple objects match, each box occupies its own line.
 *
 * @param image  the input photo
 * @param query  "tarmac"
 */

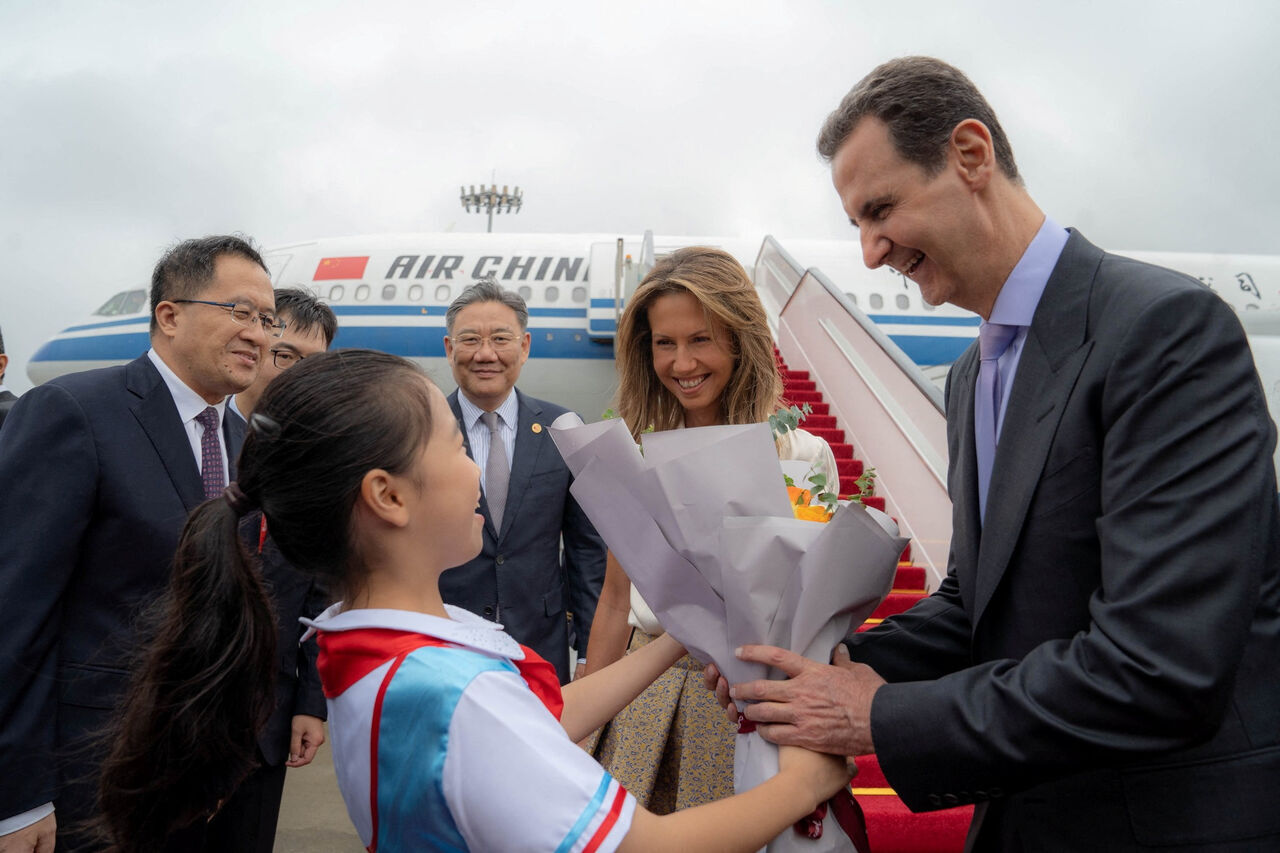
xmin=274 ymin=745 xmax=362 ymax=852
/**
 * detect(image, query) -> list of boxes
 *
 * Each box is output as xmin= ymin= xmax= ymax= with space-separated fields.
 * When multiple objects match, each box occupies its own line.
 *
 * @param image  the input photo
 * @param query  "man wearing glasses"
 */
xmin=441 ymin=279 xmax=606 ymax=685
xmin=219 ymin=287 xmax=337 ymax=853
xmin=0 ymin=235 xmax=276 ymax=851
xmin=231 ymin=287 xmax=338 ymax=418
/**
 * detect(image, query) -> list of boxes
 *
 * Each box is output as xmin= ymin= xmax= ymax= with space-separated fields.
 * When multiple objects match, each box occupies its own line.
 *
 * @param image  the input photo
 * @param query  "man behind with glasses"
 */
xmin=0 ymin=236 xmax=278 ymax=851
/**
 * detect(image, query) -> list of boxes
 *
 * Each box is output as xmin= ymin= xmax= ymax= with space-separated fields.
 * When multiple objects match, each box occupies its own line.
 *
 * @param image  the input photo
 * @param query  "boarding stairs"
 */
xmin=756 ymin=233 xmax=970 ymax=852
xmin=777 ymin=356 xmax=969 ymax=853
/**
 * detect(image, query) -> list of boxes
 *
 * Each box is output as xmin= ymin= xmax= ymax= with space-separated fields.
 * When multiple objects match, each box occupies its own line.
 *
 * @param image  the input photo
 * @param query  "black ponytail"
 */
xmin=97 ymin=497 xmax=278 ymax=850
xmin=96 ymin=349 xmax=434 ymax=849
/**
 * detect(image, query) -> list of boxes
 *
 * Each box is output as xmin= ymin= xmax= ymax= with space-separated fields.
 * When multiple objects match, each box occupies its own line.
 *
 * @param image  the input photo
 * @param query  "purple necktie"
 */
xmin=195 ymin=406 xmax=225 ymax=500
xmin=975 ymin=323 xmax=1019 ymax=523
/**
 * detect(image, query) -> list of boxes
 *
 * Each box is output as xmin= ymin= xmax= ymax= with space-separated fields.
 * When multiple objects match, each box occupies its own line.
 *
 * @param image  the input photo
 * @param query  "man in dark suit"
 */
xmin=0 ymin=236 xmax=277 ymax=851
xmin=214 ymin=287 xmax=337 ymax=853
xmin=729 ymin=58 xmax=1280 ymax=850
xmin=0 ymin=327 xmax=18 ymax=429
xmin=439 ymin=279 xmax=606 ymax=684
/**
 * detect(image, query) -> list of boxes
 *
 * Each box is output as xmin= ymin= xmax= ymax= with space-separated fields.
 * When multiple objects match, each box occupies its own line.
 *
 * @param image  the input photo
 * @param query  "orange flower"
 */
xmin=787 ymin=485 xmax=812 ymax=505
xmin=792 ymin=503 xmax=833 ymax=523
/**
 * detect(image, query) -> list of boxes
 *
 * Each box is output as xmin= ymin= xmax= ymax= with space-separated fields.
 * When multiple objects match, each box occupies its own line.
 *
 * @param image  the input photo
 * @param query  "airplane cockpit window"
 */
xmin=572 ymin=286 xmax=587 ymax=303
xmin=517 ymin=285 xmax=532 ymax=302
xmin=845 ymin=292 xmax=858 ymax=306
xmin=408 ymin=285 xmax=424 ymax=302
xmin=896 ymin=294 xmax=910 ymax=310
xmin=330 ymin=285 xmax=345 ymax=301
xmin=546 ymin=286 xmax=560 ymax=303
xmin=355 ymin=284 xmax=370 ymax=302
xmin=870 ymin=293 xmax=884 ymax=310
xmin=122 ymin=290 xmax=147 ymax=314
xmin=434 ymin=285 xmax=451 ymax=302
xmin=94 ymin=291 xmax=129 ymax=316
xmin=382 ymin=284 xmax=396 ymax=301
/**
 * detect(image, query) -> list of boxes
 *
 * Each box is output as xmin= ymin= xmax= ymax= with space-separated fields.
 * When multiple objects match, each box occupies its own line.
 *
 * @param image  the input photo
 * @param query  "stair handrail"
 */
xmin=771 ymin=259 xmax=953 ymax=589
xmin=806 ymin=267 xmax=944 ymax=414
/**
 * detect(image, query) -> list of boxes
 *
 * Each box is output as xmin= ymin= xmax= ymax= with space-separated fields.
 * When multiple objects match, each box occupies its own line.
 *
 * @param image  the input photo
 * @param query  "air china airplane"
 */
xmin=26 ymin=231 xmax=1280 ymax=425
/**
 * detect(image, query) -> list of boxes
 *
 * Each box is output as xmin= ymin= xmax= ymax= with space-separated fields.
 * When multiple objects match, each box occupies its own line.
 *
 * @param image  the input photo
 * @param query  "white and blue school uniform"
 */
xmin=304 ymin=605 xmax=635 ymax=853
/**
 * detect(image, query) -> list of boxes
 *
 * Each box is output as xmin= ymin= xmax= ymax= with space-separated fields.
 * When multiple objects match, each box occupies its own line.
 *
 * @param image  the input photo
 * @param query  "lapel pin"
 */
xmin=531 ymin=423 xmax=543 ymax=434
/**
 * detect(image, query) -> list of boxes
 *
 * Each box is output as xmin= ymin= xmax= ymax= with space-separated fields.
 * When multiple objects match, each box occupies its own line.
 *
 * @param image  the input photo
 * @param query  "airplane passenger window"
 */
xmin=123 ymin=290 xmax=147 ymax=314
xmin=921 ymin=300 xmax=935 ymax=311
xmin=518 ymin=286 xmax=532 ymax=301
xmin=896 ymin=294 xmax=910 ymax=310
xmin=845 ymin=292 xmax=858 ymax=306
xmin=545 ymin=286 xmax=560 ymax=302
xmin=572 ymin=286 xmax=587 ymax=303
xmin=355 ymin=284 xmax=370 ymax=302
xmin=870 ymin=293 xmax=884 ymax=310
xmin=435 ymin=285 xmax=451 ymax=302
xmin=408 ymin=285 xmax=424 ymax=301
xmin=546 ymin=332 xmax=554 ymax=342
xmin=382 ymin=284 xmax=397 ymax=301
xmin=329 ymin=285 xmax=345 ymax=301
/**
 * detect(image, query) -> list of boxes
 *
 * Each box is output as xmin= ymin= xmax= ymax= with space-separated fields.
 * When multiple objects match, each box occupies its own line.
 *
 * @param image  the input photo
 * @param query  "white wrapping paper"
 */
xmin=549 ymin=415 xmax=906 ymax=853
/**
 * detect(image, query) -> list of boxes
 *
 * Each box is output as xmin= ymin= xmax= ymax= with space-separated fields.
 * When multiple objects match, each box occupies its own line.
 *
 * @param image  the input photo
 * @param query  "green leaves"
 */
xmin=768 ymin=402 xmax=813 ymax=438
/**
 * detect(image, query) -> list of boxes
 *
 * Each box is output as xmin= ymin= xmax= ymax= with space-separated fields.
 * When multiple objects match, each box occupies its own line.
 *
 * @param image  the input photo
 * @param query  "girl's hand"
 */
xmin=778 ymin=744 xmax=854 ymax=806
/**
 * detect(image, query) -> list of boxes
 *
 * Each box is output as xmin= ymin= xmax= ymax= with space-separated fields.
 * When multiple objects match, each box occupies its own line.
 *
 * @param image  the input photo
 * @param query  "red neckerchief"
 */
xmin=315 ymin=626 xmax=564 ymax=719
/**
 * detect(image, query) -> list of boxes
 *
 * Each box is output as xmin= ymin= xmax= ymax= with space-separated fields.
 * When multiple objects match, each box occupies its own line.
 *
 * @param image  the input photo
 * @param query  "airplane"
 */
xmin=26 ymin=231 xmax=1280 ymax=429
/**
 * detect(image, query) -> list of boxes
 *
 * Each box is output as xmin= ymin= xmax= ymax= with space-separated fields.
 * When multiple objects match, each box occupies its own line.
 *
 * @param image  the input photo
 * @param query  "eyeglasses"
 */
xmin=271 ymin=349 xmax=305 ymax=369
xmin=173 ymin=299 xmax=286 ymax=338
xmin=450 ymin=333 xmax=520 ymax=352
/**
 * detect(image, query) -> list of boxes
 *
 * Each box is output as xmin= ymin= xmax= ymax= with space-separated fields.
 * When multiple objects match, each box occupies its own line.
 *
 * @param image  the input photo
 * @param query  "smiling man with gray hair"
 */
xmin=439 ymin=278 xmax=606 ymax=685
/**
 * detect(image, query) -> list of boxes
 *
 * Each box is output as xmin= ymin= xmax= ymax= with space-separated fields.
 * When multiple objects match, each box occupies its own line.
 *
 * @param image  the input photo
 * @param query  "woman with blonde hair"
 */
xmin=583 ymin=246 xmax=837 ymax=812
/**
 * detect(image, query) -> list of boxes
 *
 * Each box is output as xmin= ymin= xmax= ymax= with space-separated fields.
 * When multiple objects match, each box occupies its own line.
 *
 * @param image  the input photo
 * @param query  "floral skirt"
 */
xmin=584 ymin=630 xmax=736 ymax=814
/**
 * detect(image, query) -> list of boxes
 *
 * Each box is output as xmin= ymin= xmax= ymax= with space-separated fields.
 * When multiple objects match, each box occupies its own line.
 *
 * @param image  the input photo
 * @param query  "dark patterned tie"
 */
xmin=481 ymin=411 xmax=509 ymax=531
xmin=195 ymin=406 xmax=225 ymax=500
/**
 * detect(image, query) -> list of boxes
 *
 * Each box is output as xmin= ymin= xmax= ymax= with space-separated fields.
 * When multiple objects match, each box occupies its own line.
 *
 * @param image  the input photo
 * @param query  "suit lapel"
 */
xmin=971 ymin=231 xmax=1102 ymax=627
xmin=950 ymin=346 xmax=983 ymax=614
xmin=126 ymin=356 xmax=206 ymax=511
xmin=224 ymin=406 xmax=246 ymax=480
xmin=501 ymin=390 xmax=545 ymax=541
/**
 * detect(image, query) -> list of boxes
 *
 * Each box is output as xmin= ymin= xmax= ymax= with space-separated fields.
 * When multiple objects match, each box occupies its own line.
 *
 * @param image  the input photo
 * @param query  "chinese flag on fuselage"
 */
xmin=313 ymin=256 xmax=370 ymax=281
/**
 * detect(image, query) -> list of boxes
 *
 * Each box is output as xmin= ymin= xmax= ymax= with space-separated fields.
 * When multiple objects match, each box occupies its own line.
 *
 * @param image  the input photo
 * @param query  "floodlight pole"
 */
xmin=459 ymin=182 xmax=523 ymax=232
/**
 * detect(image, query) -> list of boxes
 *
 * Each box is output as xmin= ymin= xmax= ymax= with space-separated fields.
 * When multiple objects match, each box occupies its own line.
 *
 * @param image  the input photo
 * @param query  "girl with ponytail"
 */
xmin=99 ymin=348 xmax=849 ymax=852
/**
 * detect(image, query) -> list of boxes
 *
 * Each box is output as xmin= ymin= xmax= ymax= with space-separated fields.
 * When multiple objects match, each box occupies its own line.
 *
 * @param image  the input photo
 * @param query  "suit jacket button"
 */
xmin=483 ymin=606 xmax=494 ymax=617
xmin=974 ymin=790 xmax=987 ymax=800
xmin=928 ymin=794 xmax=942 ymax=806
xmin=943 ymin=794 xmax=959 ymax=805
xmin=496 ymin=554 xmax=505 ymax=565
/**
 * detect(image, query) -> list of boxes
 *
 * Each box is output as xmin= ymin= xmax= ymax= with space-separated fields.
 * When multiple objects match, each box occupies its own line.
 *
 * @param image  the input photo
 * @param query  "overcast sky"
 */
xmin=1 ymin=0 xmax=1276 ymax=392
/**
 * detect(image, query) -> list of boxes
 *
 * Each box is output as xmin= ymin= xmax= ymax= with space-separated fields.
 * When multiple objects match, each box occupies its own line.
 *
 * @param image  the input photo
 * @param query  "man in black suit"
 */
xmin=729 ymin=58 xmax=1280 ymax=850
xmin=439 ymin=279 xmax=606 ymax=684
xmin=0 ymin=235 xmax=278 ymax=851
xmin=214 ymin=287 xmax=337 ymax=853
xmin=0 ymin=327 xmax=17 ymax=429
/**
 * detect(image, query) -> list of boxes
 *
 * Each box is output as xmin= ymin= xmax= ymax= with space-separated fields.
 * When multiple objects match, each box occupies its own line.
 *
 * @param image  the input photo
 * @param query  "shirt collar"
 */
xmin=302 ymin=603 xmax=525 ymax=660
xmin=457 ymin=387 xmax=519 ymax=430
xmin=987 ymin=216 xmax=1069 ymax=327
xmin=147 ymin=347 xmax=227 ymax=426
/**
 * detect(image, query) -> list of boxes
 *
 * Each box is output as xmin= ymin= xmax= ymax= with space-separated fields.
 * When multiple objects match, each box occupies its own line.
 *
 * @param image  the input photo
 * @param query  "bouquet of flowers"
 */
xmin=549 ymin=415 xmax=905 ymax=852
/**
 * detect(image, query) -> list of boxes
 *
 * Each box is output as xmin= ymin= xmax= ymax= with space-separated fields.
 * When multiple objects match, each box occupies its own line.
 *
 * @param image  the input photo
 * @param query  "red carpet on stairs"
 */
xmin=779 ymin=352 xmax=971 ymax=853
